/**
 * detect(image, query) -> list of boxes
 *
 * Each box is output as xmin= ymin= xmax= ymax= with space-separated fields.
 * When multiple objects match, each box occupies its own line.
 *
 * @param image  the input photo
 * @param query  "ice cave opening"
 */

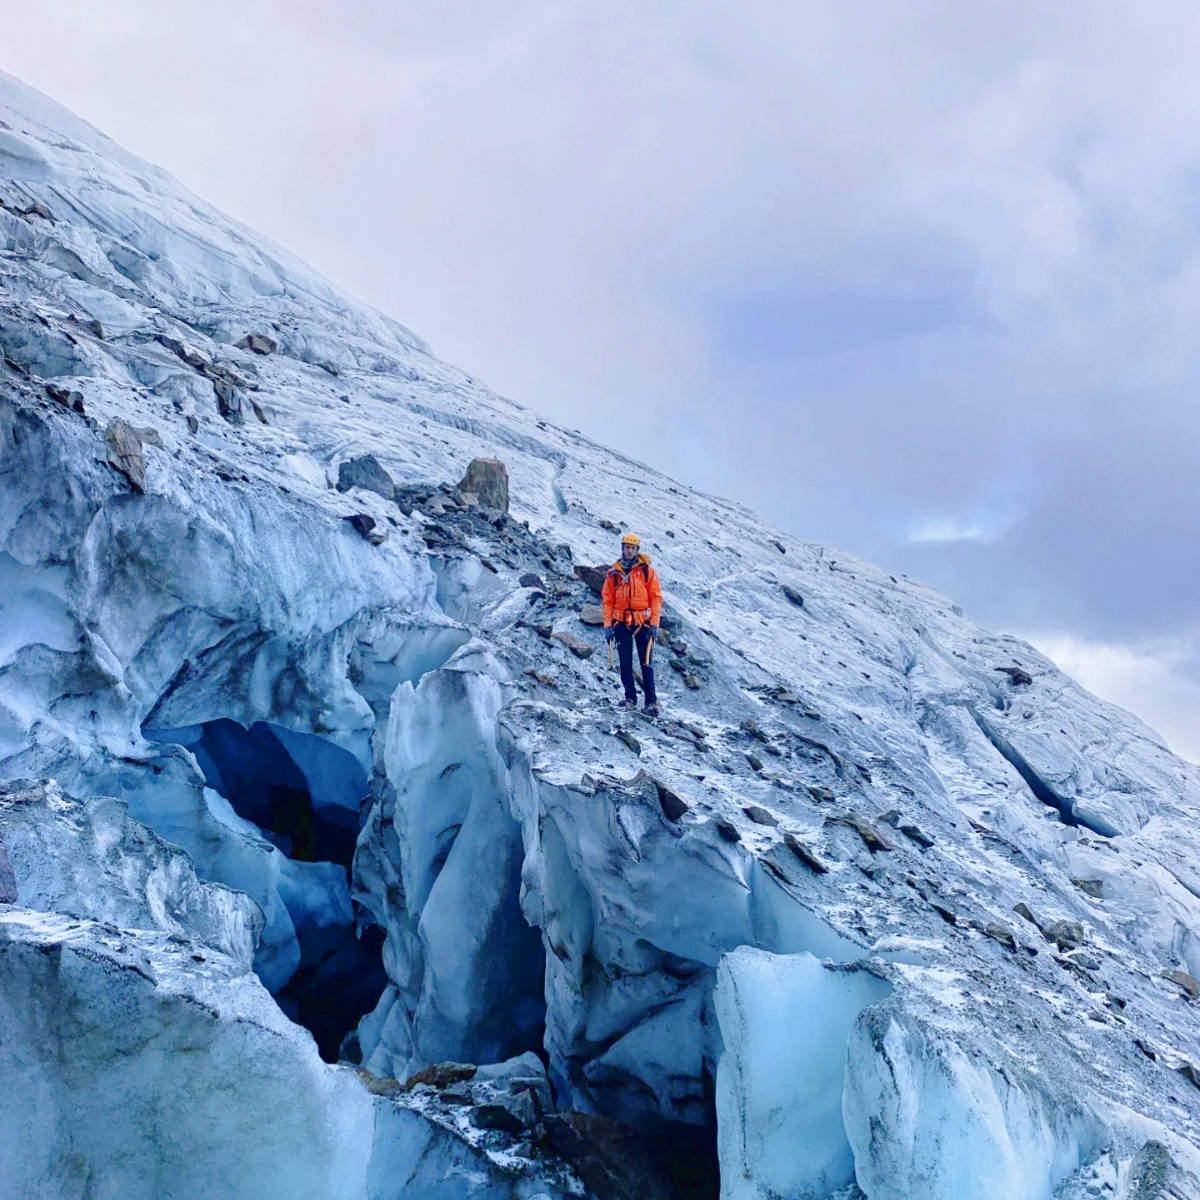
xmin=143 ymin=717 xmax=388 ymax=1061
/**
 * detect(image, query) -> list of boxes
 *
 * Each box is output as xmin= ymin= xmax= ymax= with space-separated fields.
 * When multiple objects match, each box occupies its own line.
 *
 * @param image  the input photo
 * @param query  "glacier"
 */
xmin=1 ymin=65 xmax=1200 ymax=1199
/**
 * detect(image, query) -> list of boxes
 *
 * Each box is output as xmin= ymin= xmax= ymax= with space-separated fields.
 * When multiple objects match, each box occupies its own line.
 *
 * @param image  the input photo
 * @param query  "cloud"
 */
xmin=3 ymin=1 xmax=1200 ymax=754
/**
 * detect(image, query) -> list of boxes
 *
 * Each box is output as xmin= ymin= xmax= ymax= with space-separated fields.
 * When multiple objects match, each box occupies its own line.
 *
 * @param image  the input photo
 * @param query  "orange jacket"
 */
xmin=602 ymin=555 xmax=663 ymax=628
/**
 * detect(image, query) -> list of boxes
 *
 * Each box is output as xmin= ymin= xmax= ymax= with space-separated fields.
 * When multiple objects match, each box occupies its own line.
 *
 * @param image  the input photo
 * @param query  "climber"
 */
xmin=602 ymin=533 xmax=663 ymax=716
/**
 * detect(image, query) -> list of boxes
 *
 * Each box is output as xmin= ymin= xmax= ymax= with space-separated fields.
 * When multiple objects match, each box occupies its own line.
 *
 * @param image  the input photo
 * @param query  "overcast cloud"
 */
xmin=6 ymin=2 xmax=1199 ymax=756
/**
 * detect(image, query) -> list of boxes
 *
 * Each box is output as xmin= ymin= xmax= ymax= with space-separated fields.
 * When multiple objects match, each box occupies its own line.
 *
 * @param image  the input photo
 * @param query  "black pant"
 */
xmin=614 ymin=624 xmax=657 ymax=705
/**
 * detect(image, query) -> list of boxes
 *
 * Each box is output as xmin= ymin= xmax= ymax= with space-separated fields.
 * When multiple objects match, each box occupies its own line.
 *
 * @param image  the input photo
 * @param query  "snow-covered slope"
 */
xmin=1 ymin=67 xmax=1198 ymax=1199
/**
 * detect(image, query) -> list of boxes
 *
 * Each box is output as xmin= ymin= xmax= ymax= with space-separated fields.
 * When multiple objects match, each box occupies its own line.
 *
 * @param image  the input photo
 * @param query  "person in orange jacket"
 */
xmin=602 ymin=533 xmax=663 ymax=714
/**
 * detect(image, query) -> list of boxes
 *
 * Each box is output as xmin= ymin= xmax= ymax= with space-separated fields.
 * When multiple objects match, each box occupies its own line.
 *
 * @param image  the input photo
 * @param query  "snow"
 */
xmin=2 ymin=63 xmax=1200 ymax=1198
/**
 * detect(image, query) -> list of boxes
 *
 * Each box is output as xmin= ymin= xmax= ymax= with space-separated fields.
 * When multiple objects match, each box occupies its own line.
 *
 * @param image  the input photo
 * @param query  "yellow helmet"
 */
xmin=621 ymin=532 xmax=641 ymax=547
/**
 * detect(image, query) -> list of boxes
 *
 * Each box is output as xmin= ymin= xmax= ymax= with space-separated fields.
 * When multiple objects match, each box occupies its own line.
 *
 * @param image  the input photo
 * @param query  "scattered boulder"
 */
xmin=456 ymin=457 xmax=509 ymax=512
xmin=574 ymin=564 xmax=609 ymax=595
xmin=104 ymin=420 xmax=147 ymax=492
xmin=899 ymin=823 xmax=935 ymax=849
xmin=523 ymin=669 xmax=557 ymax=688
xmin=336 ymin=454 xmax=394 ymax=501
xmin=0 ymin=835 xmax=15 ymax=904
xmin=1042 ymin=920 xmax=1085 ymax=952
xmin=742 ymin=805 xmax=778 ymax=827
xmin=653 ymin=781 xmax=688 ymax=822
xmin=782 ymin=585 xmax=805 ymax=608
xmin=1072 ymin=878 xmax=1103 ymax=898
xmin=783 ymin=833 xmax=827 ymax=874
xmin=745 ymin=753 xmax=763 ymax=772
xmin=995 ymin=665 xmax=1034 ymax=686
xmin=808 ymin=785 xmax=835 ymax=803
xmin=235 ymin=333 xmax=277 ymax=355
xmin=44 ymin=383 xmax=85 ymax=413
xmin=344 ymin=514 xmax=386 ymax=545
xmin=519 ymin=572 xmax=545 ymax=590
xmin=21 ymin=201 xmax=53 ymax=221
xmin=615 ymin=729 xmax=641 ymax=756
xmin=984 ymin=923 xmax=1017 ymax=952
xmin=469 ymin=1104 xmax=526 ymax=1136
xmin=716 ymin=820 xmax=741 ymax=843
xmin=403 ymin=1062 xmax=478 ymax=1091
xmin=1162 ymin=969 xmax=1200 ymax=999
xmin=1013 ymin=902 xmax=1042 ymax=928
xmin=579 ymin=604 xmax=605 ymax=626
xmin=212 ymin=375 xmax=243 ymax=423
xmin=552 ymin=630 xmax=594 ymax=659
xmin=831 ymin=814 xmax=894 ymax=853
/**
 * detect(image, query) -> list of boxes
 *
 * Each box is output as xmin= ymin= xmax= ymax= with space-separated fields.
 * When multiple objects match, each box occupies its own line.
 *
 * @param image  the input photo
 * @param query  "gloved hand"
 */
xmin=649 ymin=625 xmax=660 ymax=636
xmin=605 ymin=627 xmax=615 ymax=642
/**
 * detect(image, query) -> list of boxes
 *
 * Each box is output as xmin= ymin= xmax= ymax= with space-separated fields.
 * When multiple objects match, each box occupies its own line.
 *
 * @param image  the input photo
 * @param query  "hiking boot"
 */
xmin=644 ymin=703 xmax=660 ymax=717
xmin=621 ymin=698 xmax=638 ymax=710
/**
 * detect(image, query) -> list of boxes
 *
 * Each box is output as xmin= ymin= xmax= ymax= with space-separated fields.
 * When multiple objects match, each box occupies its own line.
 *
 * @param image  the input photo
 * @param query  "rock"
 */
xmin=984 ymin=923 xmax=1017 ymax=952
xmin=335 ymin=454 xmax=394 ymax=501
xmin=316 ymin=361 xmax=339 ymax=376
xmin=344 ymin=514 xmax=386 ymax=545
xmin=235 ymin=333 xmax=277 ymax=355
xmin=44 ymin=382 xmax=85 ymax=413
xmin=683 ymin=672 xmax=700 ymax=690
xmin=0 ymin=835 xmax=15 ymax=903
xmin=542 ymin=1112 xmax=676 ymax=1200
xmin=716 ymin=820 xmax=741 ymax=843
xmin=104 ymin=420 xmax=147 ymax=492
xmin=551 ymin=630 xmax=594 ymax=659
xmin=899 ymin=823 xmax=935 ymax=849
xmin=653 ymin=781 xmax=688 ymax=822
xmin=615 ymin=729 xmax=641 ymax=755
xmin=1042 ymin=920 xmax=1085 ymax=952
xmin=995 ymin=665 xmax=1034 ymax=686
xmin=523 ymin=669 xmax=557 ymax=688
xmin=930 ymin=898 xmax=959 ymax=925
xmin=831 ymin=814 xmax=894 ymax=852
xmin=599 ymin=519 xmax=621 ymax=534
xmin=1162 ymin=969 xmax=1200 ymax=999
xmin=783 ymin=833 xmax=827 ymax=873
xmin=742 ymin=805 xmax=778 ymax=826
xmin=1013 ymin=902 xmax=1042 ymax=928
xmin=579 ymin=604 xmax=605 ymax=626
xmin=782 ymin=584 xmax=805 ymax=607
xmin=771 ymin=539 xmax=786 ymax=554
xmin=1072 ymin=878 xmax=1103 ymax=898
xmin=403 ymin=1062 xmax=478 ymax=1091
xmin=456 ymin=457 xmax=509 ymax=512
xmin=212 ymin=375 xmax=243 ymax=423
xmin=745 ymin=753 xmax=763 ymax=772
xmin=1179 ymin=1063 xmax=1200 ymax=1090
xmin=808 ymin=786 xmax=835 ymax=803
xmin=186 ymin=415 xmax=200 ymax=434
xmin=574 ymin=564 xmax=609 ymax=595
xmin=519 ymin=572 xmax=545 ymax=590
xmin=22 ymin=201 xmax=53 ymax=221
xmin=470 ymin=1103 xmax=527 ymax=1136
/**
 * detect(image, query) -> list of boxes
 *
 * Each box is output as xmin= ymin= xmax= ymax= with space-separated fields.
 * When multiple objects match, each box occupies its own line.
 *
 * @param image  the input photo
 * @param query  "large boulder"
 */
xmin=456 ymin=458 xmax=509 ymax=513
xmin=337 ymin=454 xmax=395 ymax=501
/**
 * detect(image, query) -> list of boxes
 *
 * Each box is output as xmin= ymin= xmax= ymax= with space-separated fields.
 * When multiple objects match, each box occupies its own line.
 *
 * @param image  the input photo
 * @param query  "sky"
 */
xmin=6 ymin=2 xmax=1200 ymax=758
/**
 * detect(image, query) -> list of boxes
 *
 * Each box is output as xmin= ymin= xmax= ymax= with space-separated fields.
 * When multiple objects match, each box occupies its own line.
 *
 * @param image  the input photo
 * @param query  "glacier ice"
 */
xmin=2 ymin=62 xmax=1200 ymax=1198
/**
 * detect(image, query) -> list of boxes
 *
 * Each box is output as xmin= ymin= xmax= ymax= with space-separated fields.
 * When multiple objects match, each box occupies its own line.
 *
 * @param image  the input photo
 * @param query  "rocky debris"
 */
xmin=456 ymin=457 xmax=509 ymax=512
xmin=984 ymin=923 xmax=1018 ymax=952
xmin=336 ymin=453 xmax=394 ymax=501
xmin=1072 ymin=877 xmax=1104 ymax=898
xmin=742 ymin=805 xmax=778 ymax=826
xmin=745 ymin=753 xmax=763 ymax=771
xmin=518 ymin=572 xmax=545 ymax=590
xmin=770 ymin=539 xmax=786 ymax=554
xmin=781 ymin=584 xmax=805 ymax=607
xmin=1013 ymin=901 xmax=1042 ymax=928
xmin=783 ymin=832 xmax=827 ymax=873
xmin=404 ymin=1062 xmax=478 ymax=1091
xmin=235 ymin=332 xmax=277 ymax=355
xmin=716 ymin=820 xmax=741 ymax=843
xmin=7 ymin=200 xmax=53 ymax=221
xmin=808 ymin=785 xmax=835 ymax=803
xmin=899 ymin=822 xmax=934 ymax=849
xmin=615 ymin=729 xmax=641 ymax=755
xmin=651 ymin=779 xmax=688 ymax=822
xmin=598 ymin=519 xmax=621 ymax=534
xmin=995 ymin=665 xmax=1034 ymax=686
xmin=1162 ymin=969 xmax=1200 ymax=999
xmin=552 ymin=630 xmax=594 ymax=659
xmin=344 ymin=513 xmax=386 ymax=545
xmin=469 ymin=1103 xmax=526 ymax=1136
xmin=579 ymin=603 xmax=605 ymax=626
xmin=44 ymin=382 xmax=85 ymax=413
xmin=542 ymin=1112 xmax=676 ymax=1200
xmin=0 ymin=835 xmax=15 ymax=903
xmin=104 ymin=420 xmax=147 ymax=492
xmin=830 ymin=813 xmax=894 ymax=853
xmin=67 ymin=315 xmax=105 ymax=339
xmin=523 ymin=669 xmax=557 ymax=688
xmin=574 ymin=563 xmax=609 ymax=595
xmin=156 ymin=335 xmax=250 ymax=423
xmin=1042 ymin=919 xmax=1085 ymax=952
